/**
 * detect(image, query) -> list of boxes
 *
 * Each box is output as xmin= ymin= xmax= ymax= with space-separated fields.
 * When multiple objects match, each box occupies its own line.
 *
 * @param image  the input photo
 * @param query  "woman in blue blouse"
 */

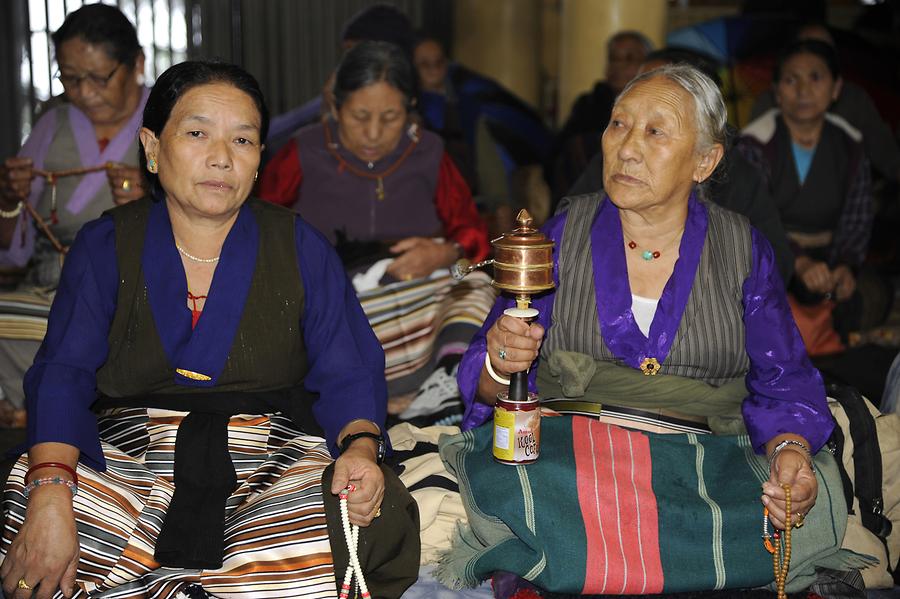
xmin=1 ymin=61 xmax=417 ymax=599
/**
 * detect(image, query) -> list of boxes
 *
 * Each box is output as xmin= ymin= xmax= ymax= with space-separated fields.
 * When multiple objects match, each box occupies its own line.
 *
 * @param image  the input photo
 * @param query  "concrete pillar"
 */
xmin=558 ymin=0 xmax=667 ymax=123
xmin=453 ymin=0 xmax=542 ymax=108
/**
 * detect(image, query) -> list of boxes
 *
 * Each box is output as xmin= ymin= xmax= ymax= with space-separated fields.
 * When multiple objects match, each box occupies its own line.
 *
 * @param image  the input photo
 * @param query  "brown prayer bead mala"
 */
xmin=16 ymin=162 xmax=117 ymax=254
xmin=762 ymin=483 xmax=793 ymax=599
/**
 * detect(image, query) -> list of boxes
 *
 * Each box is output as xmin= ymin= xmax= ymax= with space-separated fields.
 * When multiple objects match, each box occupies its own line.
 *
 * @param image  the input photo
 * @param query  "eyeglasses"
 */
xmin=55 ymin=63 xmax=122 ymax=90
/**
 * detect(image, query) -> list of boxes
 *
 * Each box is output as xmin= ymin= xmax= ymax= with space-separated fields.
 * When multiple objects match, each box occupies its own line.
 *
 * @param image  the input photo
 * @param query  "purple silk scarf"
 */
xmin=142 ymin=198 xmax=259 ymax=387
xmin=65 ymin=87 xmax=149 ymax=214
xmin=591 ymin=193 xmax=708 ymax=370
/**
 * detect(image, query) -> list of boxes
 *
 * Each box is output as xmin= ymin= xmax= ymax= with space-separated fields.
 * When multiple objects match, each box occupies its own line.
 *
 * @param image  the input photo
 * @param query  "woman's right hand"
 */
xmin=0 ymin=157 xmax=34 ymax=209
xmin=1 ymin=486 xmax=80 ymax=599
xmin=485 ymin=314 xmax=545 ymax=377
xmin=106 ymin=163 xmax=146 ymax=206
xmin=794 ymin=256 xmax=832 ymax=295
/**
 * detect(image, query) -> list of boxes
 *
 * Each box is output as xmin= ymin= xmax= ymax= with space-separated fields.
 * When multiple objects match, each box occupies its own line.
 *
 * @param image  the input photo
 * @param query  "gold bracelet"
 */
xmin=0 ymin=200 xmax=23 ymax=218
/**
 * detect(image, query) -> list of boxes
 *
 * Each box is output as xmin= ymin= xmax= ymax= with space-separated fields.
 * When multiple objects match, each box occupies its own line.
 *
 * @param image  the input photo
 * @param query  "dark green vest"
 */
xmin=96 ymin=197 xmax=307 ymax=397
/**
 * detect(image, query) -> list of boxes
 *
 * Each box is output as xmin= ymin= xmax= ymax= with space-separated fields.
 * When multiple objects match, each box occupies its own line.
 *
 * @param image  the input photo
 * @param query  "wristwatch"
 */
xmin=340 ymin=431 xmax=385 ymax=464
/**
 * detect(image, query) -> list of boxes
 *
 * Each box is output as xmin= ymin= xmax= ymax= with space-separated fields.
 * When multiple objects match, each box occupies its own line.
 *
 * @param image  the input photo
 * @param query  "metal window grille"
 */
xmin=19 ymin=0 xmax=192 ymax=144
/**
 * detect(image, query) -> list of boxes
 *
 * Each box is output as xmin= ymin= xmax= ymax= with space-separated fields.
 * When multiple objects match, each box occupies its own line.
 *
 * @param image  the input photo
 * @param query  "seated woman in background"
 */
xmin=460 ymin=64 xmax=833 ymax=529
xmin=737 ymin=39 xmax=877 ymax=355
xmin=0 ymin=60 xmax=418 ymax=599
xmin=259 ymin=40 xmax=492 ymax=427
xmin=0 ymin=4 xmax=148 ymax=427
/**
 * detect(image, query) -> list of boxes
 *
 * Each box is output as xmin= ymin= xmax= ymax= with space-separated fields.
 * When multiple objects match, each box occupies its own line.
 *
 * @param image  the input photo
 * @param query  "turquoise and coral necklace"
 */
xmin=625 ymin=227 xmax=685 ymax=261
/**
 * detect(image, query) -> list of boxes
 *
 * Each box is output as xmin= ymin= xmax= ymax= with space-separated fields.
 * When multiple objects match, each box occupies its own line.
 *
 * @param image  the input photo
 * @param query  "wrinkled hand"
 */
xmin=1 ymin=487 xmax=80 ymax=599
xmin=106 ymin=163 xmax=145 ymax=205
xmin=795 ymin=257 xmax=832 ymax=295
xmin=761 ymin=448 xmax=818 ymax=530
xmin=0 ymin=157 xmax=34 ymax=209
xmin=331 ymin=446 xmax=385 ymax=528
xmin=485 ymin=314 xmax=545 ymax=377
xmin=386 ymin=237 xmax=457 ymax=281
xmin=831 ymin=265 xmax=856 ymax=302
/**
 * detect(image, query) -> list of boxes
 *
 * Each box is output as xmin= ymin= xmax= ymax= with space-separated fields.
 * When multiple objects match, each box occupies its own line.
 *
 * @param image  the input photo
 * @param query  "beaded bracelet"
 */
xmin=484 ymin=352 xmax=510 ymax=386
xmin=0 ymin=201 xmax=23 ymax=218
xmin=23 ymin=476 xmax=78 ymax=499
xmin=26 ymin=461 xmax=79 ymax=486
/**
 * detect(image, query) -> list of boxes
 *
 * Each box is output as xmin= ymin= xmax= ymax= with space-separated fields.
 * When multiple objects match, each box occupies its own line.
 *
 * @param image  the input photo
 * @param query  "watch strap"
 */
xmin=340 ymin=431 xmax=385 ymax=463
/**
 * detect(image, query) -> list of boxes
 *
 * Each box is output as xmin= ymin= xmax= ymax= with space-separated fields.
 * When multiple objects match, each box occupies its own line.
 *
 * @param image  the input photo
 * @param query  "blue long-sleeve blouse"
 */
xmin=24 ymin=199 xmax=387 ymax=470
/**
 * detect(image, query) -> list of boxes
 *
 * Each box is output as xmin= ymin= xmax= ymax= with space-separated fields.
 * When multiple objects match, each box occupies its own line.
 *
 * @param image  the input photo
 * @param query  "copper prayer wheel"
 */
xmin=490 ymin=209 xmax=554 ymax=299
xmin=450 ymin=209 xmax=555 ymax=306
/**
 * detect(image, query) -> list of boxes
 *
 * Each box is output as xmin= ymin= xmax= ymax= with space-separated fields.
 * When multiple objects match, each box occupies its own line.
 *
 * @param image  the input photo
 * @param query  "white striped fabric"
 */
xmin=357 ymin=271 xmax=496 ymax=387
xmin=1 ymin=408 xmax=338 ymax=599
xmin=0 ymin=289 xmax=53 ymax=341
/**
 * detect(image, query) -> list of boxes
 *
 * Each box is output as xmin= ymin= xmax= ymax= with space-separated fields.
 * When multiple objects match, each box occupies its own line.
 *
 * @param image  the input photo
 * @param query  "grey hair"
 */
xmin=616 ymin=63 xmax=727 ymax=153
xmin=607 ymin=30 xmax=654 ymax=55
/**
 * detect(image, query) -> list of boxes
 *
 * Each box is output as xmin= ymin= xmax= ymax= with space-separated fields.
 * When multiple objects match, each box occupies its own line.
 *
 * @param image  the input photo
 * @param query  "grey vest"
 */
xmin=28 ymin=107 xmax=140 ymax=287
xmin=293 ymin=121 xmax=443 ymax=244
xmin=543 ymin=194 xmax=753 ymax=386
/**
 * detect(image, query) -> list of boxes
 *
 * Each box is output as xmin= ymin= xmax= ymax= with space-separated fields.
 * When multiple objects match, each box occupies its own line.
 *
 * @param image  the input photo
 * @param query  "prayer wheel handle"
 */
xmin=449 ymin=210 xmax=555 ymax=401
xmin=449 ymin=257 xmax=493 ymax=280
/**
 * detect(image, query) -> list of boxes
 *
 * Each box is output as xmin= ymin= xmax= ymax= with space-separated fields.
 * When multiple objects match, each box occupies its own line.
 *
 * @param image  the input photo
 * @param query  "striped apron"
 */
xmin=3 ymin=409 xmax=336 ymax=599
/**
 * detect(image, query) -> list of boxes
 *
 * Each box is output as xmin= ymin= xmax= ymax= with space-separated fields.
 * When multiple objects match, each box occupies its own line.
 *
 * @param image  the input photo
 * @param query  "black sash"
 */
xmin=94 ymin=386 xmax=320 ymax=569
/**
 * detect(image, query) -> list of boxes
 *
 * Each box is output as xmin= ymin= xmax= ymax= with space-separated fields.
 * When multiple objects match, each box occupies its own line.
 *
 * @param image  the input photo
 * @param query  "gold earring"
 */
xmin=148 ymin=158 xmax=158 ymax=173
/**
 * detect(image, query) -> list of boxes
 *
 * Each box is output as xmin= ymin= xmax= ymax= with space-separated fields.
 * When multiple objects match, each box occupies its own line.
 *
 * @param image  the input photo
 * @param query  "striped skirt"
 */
xmin=359 ymin=271 xmax=496 ymax=395
xmin=1 ymin=408 xmax=338 ymax=599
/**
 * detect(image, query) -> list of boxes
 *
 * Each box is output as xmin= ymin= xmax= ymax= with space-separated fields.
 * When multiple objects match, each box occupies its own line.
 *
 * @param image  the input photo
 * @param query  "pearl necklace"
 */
xmin=176 ymin=243 xmax=220 ymax=263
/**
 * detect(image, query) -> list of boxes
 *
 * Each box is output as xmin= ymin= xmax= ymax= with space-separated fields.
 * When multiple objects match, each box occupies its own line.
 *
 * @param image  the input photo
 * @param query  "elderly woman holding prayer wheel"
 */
xmin=0 ymin=4 xmax=148 ymax=428
xmin=0 ymin=60 xmax=419 ymax=599
xmin=260 ymin=40 xmax=491 ymax=427
xmin=458 ymin=64 xmax=836 ymax=533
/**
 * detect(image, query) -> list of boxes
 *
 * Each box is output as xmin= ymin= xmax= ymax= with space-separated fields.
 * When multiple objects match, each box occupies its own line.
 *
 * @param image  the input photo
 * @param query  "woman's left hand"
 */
xmin=762 ymin=447 xmax=818 ymax=530
xmin=331 ymin=446 xmax=385 ymax=528
xmin=831 ymin=265 xmax=856 ymax=302
xmin=106 ymin=164 xmax=145 ymax=206
xmin=386 ymin=237 xmax=457 ymax=281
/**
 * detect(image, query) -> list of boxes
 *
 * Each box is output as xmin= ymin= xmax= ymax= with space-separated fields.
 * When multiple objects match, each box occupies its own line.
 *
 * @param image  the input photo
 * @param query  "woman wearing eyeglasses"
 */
xmin=0 ymin=4 xmax=147 ymax=427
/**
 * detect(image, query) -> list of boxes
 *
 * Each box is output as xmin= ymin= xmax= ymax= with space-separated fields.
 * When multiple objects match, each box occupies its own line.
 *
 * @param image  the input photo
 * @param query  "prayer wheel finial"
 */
xmin=516 ymin=209 xmax=534 ymax=230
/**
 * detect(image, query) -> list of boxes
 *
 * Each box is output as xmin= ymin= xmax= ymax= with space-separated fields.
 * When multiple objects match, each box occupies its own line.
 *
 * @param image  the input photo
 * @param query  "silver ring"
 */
xmin=498 ymin=347 xmax=507 ymax=361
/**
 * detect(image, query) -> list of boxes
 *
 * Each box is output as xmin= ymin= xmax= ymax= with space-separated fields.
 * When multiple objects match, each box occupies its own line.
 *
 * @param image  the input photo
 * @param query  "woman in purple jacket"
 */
xmin=458 ymin=64 xmax=834 ymax=532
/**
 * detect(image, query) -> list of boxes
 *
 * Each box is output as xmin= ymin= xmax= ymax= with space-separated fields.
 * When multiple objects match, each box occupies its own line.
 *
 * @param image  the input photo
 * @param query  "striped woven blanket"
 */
xmin=358 ymin=271 xmax=496 ymax=395
xmin=0 ymin=289 xmax=53 ymax=341
xmin=437 ymin=415 xmax=871 ymax=595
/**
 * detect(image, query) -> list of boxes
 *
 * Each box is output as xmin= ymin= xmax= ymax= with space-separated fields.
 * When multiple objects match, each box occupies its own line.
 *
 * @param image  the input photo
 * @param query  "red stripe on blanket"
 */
xmin=573 ymin=418 xmax=664 ymax=594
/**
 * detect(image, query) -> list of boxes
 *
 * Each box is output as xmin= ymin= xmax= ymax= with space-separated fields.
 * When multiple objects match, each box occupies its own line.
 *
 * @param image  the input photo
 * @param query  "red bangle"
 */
xmin=26 ymin=462 xmax=78 ymax=485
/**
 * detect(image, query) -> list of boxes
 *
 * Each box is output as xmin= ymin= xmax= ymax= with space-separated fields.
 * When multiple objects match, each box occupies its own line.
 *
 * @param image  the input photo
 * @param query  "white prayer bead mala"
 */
xmin=338 ymin=484 xmax=371 ymax=599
